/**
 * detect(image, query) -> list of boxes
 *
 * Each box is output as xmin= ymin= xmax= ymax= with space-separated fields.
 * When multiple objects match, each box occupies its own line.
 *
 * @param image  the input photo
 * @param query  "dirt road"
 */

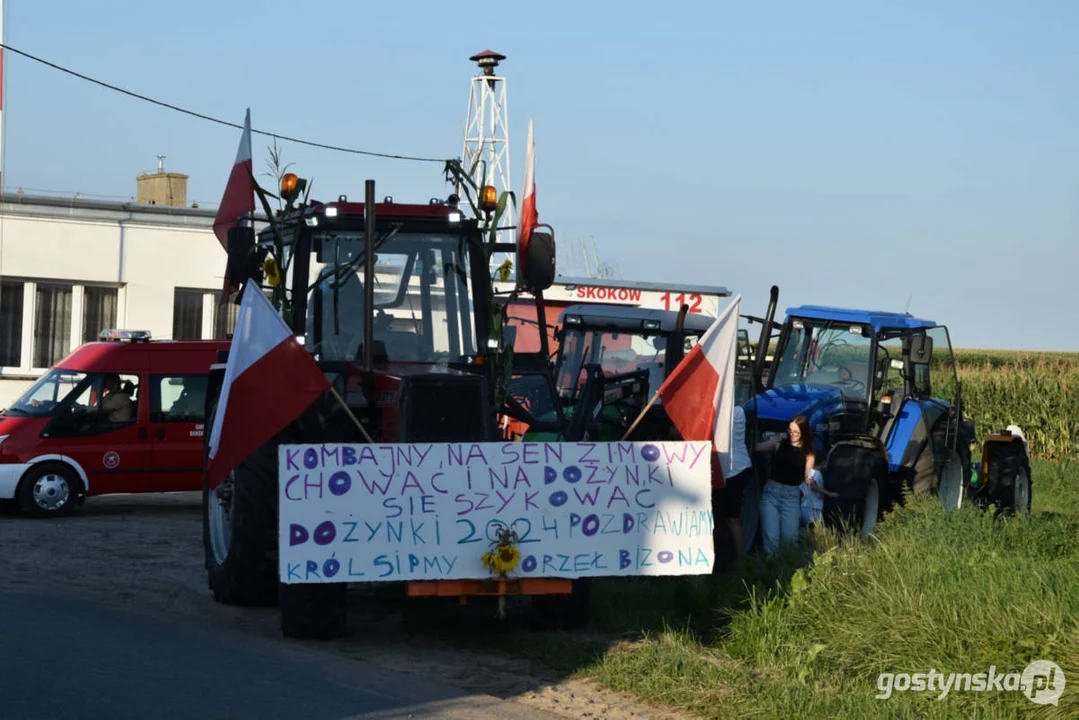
xmin=0 ymin=493 xmax=685 ymax=719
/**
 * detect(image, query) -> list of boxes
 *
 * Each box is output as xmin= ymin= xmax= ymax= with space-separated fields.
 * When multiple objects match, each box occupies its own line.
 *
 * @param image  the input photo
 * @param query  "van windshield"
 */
xmin=5 ymin=369 xmax=88 ymax=417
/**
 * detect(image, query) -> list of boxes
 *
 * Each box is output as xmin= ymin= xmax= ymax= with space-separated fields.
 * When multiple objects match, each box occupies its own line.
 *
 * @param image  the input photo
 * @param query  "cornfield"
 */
xmin=940 ymin=350 xmax=1079 ymax=462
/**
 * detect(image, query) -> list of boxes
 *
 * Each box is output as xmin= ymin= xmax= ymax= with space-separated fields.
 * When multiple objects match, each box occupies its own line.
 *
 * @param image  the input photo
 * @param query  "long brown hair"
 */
xmin=790 ymin=415 xmax=815 ymax=461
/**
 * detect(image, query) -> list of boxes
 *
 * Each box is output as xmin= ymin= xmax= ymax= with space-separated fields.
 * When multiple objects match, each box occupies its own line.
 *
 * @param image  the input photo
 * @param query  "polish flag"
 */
xmin=516 ymin=117 xmax=537 ymax=289
xmin=205 ymin=287 xmax=329 ymax=491
xmin=656 ymin=295 xmax=742 ymax=479
xmin=213 ymin=108 xmax=256 ymax=305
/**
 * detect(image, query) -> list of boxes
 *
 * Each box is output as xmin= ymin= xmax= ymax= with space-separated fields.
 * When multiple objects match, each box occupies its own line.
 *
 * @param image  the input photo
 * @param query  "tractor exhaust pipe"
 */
xmin=754 ymin=285 xmax=779 ymax=392
xmin=668 ymin=302 xmax=690 ymax=370
xmin=363 ymin=179 xmax=376 ymax=374
xmin=675 ymin=303 xmax=689 ymax=335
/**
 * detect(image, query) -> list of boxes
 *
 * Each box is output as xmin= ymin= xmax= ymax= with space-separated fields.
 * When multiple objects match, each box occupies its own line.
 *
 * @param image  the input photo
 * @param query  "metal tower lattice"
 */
xmin=459 ymin=50 xmax=514 ymax=267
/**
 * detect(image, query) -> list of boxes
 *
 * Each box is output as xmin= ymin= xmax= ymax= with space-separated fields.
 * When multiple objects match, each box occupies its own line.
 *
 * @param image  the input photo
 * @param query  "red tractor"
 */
xmin=202 ymin=170 xmax=566 ymax=638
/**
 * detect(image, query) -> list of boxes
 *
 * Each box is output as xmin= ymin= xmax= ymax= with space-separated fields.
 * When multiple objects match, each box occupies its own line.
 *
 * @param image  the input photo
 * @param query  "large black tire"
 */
xmin=912 ymin=439 xmax=970 ymax=510
xmin=16 ymin=462 xmax=80 ymax=518
xmin=532 ymin=578 xmax=592 ymax=631
xmin=911 ymin=441 xmax=939 ymax=499
xmin=202 ymin=401 xmax=279 ymax=606
xmin=820 ymin=439 xmax=890 ymax=539
xmin=986 ymin=444 xmax=1032 ymax=515
xmin=280 ymin=582 xmax=347 ymax=639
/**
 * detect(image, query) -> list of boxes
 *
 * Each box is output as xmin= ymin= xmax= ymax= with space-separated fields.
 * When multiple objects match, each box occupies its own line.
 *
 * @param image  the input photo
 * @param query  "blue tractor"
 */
xmin=741 ymin=289 xmax=1032 ymax=540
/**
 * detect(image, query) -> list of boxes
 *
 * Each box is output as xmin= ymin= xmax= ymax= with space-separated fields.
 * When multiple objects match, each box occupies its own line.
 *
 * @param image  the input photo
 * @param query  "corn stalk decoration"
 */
xmin=241 ymin=141 xmax=313 ymax=327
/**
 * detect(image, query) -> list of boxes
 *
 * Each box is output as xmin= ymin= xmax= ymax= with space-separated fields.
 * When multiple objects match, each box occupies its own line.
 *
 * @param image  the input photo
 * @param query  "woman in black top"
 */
xmin=756 ymin=415 xmax=816 ymax=554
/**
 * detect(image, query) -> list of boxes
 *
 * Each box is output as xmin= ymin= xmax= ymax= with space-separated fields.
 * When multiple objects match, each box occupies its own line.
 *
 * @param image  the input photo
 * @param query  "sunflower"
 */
xmin=263 ymin=256 xmax=282 ymax=286
xmin=482 ymin=545 xmax=521 ymax=575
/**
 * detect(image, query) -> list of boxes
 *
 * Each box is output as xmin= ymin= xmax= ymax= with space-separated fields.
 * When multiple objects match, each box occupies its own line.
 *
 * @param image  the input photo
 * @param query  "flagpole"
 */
xmin=620 ymin=389 xmax=662 ymax=441
xmin=327 ymin=384 xmax=375 ymax=444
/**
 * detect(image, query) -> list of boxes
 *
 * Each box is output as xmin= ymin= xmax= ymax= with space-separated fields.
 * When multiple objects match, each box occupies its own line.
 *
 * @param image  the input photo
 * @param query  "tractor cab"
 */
xmin=515 ymin=303 xmax=754 ymax=443
xmin=748 ymin=302 xmax=976 ymax=532
xmin=222 ymin=180 xmax=557 ymax=445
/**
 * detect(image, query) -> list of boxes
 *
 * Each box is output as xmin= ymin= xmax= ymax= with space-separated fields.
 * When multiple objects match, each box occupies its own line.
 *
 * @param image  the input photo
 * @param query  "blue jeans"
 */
xmin=760 ymin=481 xmax=801 ymax=555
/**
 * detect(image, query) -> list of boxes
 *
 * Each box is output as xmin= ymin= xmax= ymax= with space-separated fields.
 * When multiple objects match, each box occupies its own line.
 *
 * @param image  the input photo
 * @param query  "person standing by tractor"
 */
xmin=756 ymin=415 xmax=816 ymax=555
xmin=713 ymin=405 xmax=754 ymax=567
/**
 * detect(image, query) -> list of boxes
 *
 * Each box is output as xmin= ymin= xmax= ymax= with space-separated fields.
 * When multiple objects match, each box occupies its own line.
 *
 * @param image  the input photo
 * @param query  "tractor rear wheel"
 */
xmin=859 ymin=475 xmax=883 ymax=539
xmin=819 ymin=439 xmax=889 ymax=539
xmin=937 ymin=450 xmax=966 ymax=511
xmin=912 ymin=441 xmax=970 ymax=510
xmin=986 ymin=444 xmax=1032 ymax=515
xmin=202 ymin=402 xmax=279 ymax=606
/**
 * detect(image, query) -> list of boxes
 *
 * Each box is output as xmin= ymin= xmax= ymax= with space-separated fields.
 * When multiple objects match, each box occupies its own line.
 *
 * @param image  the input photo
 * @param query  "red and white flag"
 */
xmin=213 ymin=108 xmax=256 ymax=305
xmin=516 ymin=117 xmax=537 ymax=289
xmin=205 ymin=287 xmax=329 ymax=491
xmin=656 ymin=295 xmax=742 ymax=477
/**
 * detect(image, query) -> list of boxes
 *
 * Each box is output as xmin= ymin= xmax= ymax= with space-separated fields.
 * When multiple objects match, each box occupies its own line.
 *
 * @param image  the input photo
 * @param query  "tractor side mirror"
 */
xmin=525 ymin=230 xmax=556 ymax=292
xmin=226 ymin=226 xmax=260 ymax=286
xmin=909 ymin=334 xmax=933 ymax=365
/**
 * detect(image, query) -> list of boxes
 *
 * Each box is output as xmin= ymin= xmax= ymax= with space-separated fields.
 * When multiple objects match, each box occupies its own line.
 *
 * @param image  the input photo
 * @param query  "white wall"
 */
xmin=0 ymin=196 xmax=246 ymax=408
xmin=122 ymin=223 xmax=229 ymax=337
xmin=1 ymin=215 xmax=121 ymax=282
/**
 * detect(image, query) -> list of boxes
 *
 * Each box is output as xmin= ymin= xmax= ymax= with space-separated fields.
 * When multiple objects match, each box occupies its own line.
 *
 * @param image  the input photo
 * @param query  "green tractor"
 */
xmin=508 ymin=301 xmax=754 ymax=445
xmin=499 ymin=299 xmax=756 ymax=566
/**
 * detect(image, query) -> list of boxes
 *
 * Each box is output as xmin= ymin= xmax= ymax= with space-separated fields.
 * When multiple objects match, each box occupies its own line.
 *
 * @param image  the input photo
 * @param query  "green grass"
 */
xmin=402 ymin=458 xmax=1079 ymax=718
xmin=582 ymin=459 xmax=1079 ymax=718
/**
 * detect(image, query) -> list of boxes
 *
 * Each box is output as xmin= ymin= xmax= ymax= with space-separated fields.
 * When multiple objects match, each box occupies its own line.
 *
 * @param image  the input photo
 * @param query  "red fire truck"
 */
xmin=0 ymin=330 xmax=229 ymax=516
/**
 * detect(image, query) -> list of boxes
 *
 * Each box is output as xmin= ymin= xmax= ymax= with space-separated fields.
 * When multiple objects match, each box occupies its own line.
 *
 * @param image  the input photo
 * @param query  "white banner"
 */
xmin=278 ymin=441 xmax=715 ymax=584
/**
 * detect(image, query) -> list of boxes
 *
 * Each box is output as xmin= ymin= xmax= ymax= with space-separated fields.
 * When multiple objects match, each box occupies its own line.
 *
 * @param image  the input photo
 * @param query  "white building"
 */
xmin=0 ymin=175 xmax=263 ymax=406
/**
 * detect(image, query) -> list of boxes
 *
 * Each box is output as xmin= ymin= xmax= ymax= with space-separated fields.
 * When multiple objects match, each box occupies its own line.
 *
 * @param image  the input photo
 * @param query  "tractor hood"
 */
xmin=751 ymin=384 xmax=846 ymax=427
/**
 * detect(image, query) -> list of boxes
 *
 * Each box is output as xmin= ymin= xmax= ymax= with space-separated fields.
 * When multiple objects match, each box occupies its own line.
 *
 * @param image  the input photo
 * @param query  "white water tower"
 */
xmin=459 ymin=50 xmax=515 ymax=269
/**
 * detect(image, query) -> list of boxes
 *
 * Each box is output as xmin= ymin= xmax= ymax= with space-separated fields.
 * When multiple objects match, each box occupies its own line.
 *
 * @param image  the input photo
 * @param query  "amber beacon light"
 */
xmin=480 ymin=184 xmax=498 ymax=212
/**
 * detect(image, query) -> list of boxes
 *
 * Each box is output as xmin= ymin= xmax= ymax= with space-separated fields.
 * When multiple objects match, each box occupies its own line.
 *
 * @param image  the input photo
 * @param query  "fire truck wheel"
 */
xmin=16 ymin=462 xmax=80 ymax=518
xmin=279 ymin=582 xmax=347 ymax=640
xmin=202 ymin=402 xmax=279 ymax=607
xmin=531 ymin=578 xmax=592 ymax=631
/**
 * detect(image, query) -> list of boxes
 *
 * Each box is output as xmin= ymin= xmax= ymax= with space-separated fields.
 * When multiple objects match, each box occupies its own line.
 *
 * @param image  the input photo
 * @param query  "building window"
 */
xmin=173 ymin=289 xmax=204 ymax=340
xmin=33 ymin=283 xmax=73 ymax=368
xmin=0 ymin=280 xmax=24 ymax=367
xmin=214 ymin=298 xmax=239 ymax=340
xmin=83 ymin=286 xmax=119 ymax=343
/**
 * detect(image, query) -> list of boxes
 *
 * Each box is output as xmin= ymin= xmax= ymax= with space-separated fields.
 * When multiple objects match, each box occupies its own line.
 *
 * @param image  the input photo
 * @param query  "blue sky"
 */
xmin=2 ymin=0 xmax=1076 ymax=350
